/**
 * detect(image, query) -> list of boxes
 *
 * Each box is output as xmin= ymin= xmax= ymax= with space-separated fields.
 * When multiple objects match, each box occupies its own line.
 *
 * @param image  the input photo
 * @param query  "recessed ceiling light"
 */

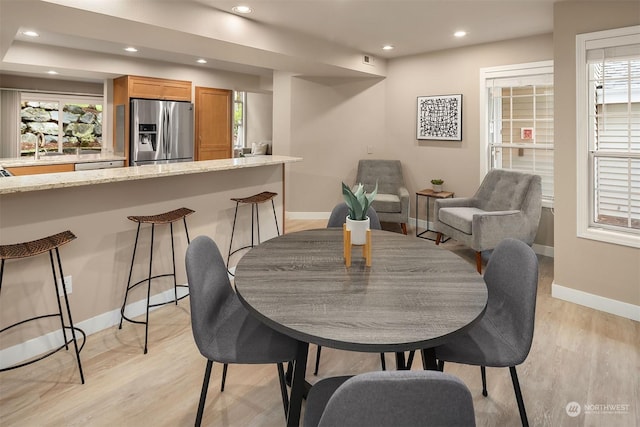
xmin=124 ymin=47 xmax=138 ymax=52
xmin=47 ymin=70 xmax=58 ymax=75
xmin=232 ymin=5 xmax=252 ymax=14
xmin=454 ymin=31 xmax=467 ymax=38
xmin=382 ymin=45 xmax=395 ymax=51
xmin=197 ymin=58 xmax=207 ymax=64
xmin=23 ymin=30 xmax=39 ymax=37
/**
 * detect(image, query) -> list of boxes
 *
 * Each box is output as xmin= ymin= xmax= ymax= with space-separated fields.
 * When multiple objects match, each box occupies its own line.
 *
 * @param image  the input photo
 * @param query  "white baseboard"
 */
xmin=552 ymin=282 xmax=640 ymax=321
xmin=0 ymin=287 xmax=189 ymax=369
xmin=532 ymin=243 xmax=554 ymax=258
xmin=286 ymin=211 xmax=330 ymax=220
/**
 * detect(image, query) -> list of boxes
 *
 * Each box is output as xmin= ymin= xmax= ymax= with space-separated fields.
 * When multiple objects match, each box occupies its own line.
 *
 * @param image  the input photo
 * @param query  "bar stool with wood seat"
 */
xmin=226 ymin=191 xmax=280 ymax=274
xmin=0 ymin=230 xmax=85 ymax=383
xmin=119 ymin=207 xmax=194 ymax=354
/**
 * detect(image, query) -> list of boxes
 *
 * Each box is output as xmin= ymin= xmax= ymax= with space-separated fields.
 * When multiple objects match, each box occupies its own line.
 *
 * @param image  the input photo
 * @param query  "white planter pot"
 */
xmin=432 ymin=184 xmax=443 ymax=193
xmin=346 ymin=216 xmax=370 ymax=245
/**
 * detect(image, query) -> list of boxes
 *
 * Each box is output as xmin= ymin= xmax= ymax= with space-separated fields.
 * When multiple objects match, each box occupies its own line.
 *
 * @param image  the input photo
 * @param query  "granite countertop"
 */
xmin=0 ymin=155 xmax=302 ymax=195
xmin=0 ymin=153 xmax=126 ymax=167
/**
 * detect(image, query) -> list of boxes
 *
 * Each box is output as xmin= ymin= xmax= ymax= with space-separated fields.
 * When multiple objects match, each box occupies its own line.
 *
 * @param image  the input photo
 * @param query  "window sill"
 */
xmin=578 ymin=226 xmax=640 ymax=249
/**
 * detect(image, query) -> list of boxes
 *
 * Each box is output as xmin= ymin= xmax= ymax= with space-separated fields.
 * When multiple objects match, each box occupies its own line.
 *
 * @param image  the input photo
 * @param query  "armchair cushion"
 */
xmin=372 ymin=193 xmax=401 ymax=213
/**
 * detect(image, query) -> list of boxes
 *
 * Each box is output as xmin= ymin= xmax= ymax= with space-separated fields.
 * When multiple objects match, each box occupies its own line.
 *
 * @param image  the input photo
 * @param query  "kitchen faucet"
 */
xmin=34 ymin=132 xmax=45 ymax=160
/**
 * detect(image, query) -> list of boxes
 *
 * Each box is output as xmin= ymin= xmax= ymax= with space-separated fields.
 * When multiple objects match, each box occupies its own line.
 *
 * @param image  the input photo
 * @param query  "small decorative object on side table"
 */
xmin=430 ymin=179 xmax=444 ymax=193
xmin=415 ymin=188 xmax=454 ymax=241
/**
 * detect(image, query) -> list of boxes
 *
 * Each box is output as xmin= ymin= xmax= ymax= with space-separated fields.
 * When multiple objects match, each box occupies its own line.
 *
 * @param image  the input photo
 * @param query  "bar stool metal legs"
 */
xmin=119 ymin=207 xmax=194 ymax=354
xmin=226 ymin=191 xmax=280 ymax=274
xmin=0 ymin=230 xmax=86 ymax=384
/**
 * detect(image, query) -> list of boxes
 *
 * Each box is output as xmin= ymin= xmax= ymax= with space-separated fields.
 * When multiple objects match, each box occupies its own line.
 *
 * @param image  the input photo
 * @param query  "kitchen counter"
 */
xmin=0 ymin=153 xmax=126 ymax=168
xmin=0 ymin=155 xmax=301 ymax=195
xmin=1 ymin=154 xmax=300 ymax=363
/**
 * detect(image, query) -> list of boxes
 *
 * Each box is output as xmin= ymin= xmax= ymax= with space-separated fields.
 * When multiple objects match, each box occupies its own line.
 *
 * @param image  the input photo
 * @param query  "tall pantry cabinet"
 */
xmin=113 ymin=76 xmax=234 ymax=164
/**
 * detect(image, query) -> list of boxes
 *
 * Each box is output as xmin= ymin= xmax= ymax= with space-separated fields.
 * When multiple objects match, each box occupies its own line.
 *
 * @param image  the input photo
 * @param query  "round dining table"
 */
xmin=234 ymin=228 xmax=487 ymax=427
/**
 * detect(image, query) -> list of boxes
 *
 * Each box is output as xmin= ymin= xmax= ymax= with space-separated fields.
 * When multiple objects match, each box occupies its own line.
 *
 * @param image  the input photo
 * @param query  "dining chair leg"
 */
xmin=476 ymin=251 xmax=482 ymax=274
xmin=379 ymin=353 xmax=386 ymax=370
xmin=481 ymin=366 xmax=488 ymax=396
xmin=277 ymin=362 xmax=290 ymax=418
xmin=313 ymin=346 xmax=322 ymax=375
xmin=510 ymin=366 xmax=529 ymax=427
xmin=220 ymin=363 xmax=228 ymax=391
xmin=406 ymin=350 xmax=415 ymax=369
xmin=196 ymin=360 xmax=213 ymax=427
xmin=420 ymin=348 xmax=438 ymax=370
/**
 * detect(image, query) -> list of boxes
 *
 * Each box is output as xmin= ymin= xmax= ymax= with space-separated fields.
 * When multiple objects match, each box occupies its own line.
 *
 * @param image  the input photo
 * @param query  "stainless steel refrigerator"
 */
xmin=130 ymin=98 xmax=194 ymax=166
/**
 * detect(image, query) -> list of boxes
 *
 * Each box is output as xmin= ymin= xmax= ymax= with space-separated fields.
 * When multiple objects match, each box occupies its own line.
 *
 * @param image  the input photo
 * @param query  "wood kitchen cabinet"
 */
xmin=6 ymin=163 xmax=74 ymax=176
xmin=117 ymin=75 xmax=192 ymax=101
xmin=113 ymin=75 xmax=193 ymax=165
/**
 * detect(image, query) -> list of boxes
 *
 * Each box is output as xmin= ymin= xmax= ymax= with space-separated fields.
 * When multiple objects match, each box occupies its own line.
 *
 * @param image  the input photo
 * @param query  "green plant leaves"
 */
xmin=342 ymin=181 xmax=378 ymax=221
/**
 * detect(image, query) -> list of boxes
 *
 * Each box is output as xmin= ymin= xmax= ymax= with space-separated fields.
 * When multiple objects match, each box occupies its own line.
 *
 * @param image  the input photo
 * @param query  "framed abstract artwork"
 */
xmin=416 ymin=94 xmax=462 ymax=141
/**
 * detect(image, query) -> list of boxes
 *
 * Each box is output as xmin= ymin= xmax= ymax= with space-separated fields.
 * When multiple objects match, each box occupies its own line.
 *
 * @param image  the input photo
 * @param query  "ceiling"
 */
xmin=0 ymin=0 xmax=558 ymax=82
xmin=197 ymin=0 xmax=556 ymax=58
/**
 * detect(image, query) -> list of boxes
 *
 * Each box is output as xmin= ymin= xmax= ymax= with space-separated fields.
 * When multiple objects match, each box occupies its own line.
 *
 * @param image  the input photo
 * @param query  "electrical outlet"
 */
xmin=58 ymin=275 xmax=72 ymax=295
xmin=367 ymin=145 xmax=374 ymax=154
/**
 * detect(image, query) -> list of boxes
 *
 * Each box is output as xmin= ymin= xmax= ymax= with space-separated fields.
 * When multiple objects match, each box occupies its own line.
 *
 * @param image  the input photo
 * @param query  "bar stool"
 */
xmin=0 ymin=230 xmax=85 ymax=384
xmin=119 ymin=207 xmax=194 ymax=354
xmin=227 ymin=191 xmax=280 ymax=274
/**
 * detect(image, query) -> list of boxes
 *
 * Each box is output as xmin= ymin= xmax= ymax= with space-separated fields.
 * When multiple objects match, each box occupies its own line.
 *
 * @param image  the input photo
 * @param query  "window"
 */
xmin=577 ymin=26 xmax=640 ymax=248
xmin=233 ymin=91 xmax=246 ymax=150
xmin=20 ymin=93 xmax=103 ymax=157
xmin=480 ymin=61 xmax=554 ymax=206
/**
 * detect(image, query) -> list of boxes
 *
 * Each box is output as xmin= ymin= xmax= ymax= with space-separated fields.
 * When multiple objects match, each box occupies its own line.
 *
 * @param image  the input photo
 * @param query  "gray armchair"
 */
xmin=434 ymin=169 xmax=542 ymax=273
xmin=355 ymin=159 xmax=409 ymax=234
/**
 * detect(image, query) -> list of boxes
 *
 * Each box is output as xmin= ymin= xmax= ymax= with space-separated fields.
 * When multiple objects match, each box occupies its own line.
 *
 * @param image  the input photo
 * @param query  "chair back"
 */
xmin=475 ymin=169 xmax=541 ymax=213
xmin=317 ymin=370 xmax=475 ymax=427
xmin=355 ymin=159 xmax=404 ymax=195
xmin=185 ymin=235 xmax=235 ymax=357
xmin=327 ymin=202 xmax=382 ymax=229
xmin=484 ymin=238 xmax=539 ymax=365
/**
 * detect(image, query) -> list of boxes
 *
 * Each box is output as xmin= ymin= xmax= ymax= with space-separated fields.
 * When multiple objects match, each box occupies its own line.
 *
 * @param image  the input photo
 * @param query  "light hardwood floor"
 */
xmin=1 ymin=219 xmax=638 ymax=426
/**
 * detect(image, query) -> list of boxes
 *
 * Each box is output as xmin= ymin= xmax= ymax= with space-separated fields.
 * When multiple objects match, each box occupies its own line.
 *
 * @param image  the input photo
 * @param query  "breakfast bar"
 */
xmin=0 ymin=155 xmax=301 ymax=365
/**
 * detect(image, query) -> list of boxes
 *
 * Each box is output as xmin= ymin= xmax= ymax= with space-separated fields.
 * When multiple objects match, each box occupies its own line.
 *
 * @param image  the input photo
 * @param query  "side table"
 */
xmin=415 ymin=188 xmax=454 ymax=241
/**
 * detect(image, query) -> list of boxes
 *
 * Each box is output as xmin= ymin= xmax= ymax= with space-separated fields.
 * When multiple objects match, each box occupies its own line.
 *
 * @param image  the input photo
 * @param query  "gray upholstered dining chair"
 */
xmin=434 ymin=238 xmax=539 ymax=427
xmin=327 ymin=202 xmax=382 ymax=230
xmin=355 ymin=159 xmax=409 ymax=235
xmin=303 ymin=370 xmax=476 ymax=427
xmin=434 ymin=169 xmax=541 ymax=273
xmin=312 ymin=203 xmax=385 ymax=375
xmin=185 ymin=235 xmax=299 ymax=426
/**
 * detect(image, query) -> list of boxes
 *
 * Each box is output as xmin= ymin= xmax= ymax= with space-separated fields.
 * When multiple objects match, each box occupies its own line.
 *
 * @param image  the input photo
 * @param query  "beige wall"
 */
xmin=282 ymin=76 xmax=387 ymax=213
xmin=246 ymin=92 xmax=273 ymax=147
xmin=280 ymin=34 xmax=555 ymax=246
xmin=384 ymin=34 xmax=554 ymax=247
xmin=553 ymin=2 xmax=640 ymax=307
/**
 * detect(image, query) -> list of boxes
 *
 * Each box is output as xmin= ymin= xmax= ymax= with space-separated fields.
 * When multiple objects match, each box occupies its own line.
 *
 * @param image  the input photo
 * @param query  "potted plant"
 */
xmin=341 ymin=181 xmax=377 ymax=244
xmin=431 ymin=179 xmax=444 ymax=193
